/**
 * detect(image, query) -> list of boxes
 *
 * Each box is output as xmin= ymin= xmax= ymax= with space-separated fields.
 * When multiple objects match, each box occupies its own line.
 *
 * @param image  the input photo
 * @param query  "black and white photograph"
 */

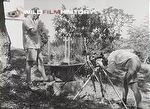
xmin=0 ymin=0 xmax=150 ymax=109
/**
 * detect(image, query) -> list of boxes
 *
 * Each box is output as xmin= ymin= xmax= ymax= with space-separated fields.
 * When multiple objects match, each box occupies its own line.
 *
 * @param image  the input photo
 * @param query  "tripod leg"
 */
xmin=91 ymin=75 xmax=96 ymax=92
xmin=95 ymin=70 xmax=105 ymax=98
xmin=73 ymin=74 xmax=93 ymax=100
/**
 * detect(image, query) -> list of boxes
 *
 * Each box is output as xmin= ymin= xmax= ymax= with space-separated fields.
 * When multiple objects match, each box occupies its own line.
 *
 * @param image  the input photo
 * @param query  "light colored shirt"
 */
xmin=107 ymin=49 xmax=140 ymax=75
xmin=23 ymin=15 xmax=41 ymax=49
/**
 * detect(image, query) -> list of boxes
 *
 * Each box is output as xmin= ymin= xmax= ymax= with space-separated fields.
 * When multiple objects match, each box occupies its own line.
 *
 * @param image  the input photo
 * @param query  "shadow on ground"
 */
xmin=0 ymin=70 xmax=112 ymax=109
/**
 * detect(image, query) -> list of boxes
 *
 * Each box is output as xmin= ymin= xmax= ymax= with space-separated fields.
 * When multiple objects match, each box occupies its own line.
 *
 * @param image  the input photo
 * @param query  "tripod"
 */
xmin=52 ymin=53 xmax=128 ymax=109
xmin=73 ymin=55 xmax=106 ymax=100
xmin=73 ymin=55 xmax=128 ymax=109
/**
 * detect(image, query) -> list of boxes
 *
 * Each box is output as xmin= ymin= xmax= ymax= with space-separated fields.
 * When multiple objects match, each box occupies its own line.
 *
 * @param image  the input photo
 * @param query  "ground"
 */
xmin=0 ymin=69 xmax=150 ymax=109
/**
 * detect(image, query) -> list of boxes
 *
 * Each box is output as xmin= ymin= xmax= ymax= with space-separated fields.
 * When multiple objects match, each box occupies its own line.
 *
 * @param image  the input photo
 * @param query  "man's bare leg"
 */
xmin=38 ymin=54 xmax=48 ymax=81
xmin=26 ymin=61 xmax=32 ymax=85
xmin=130 ymin=82 xmax=142 ymax=109
xmin=123 ymin=59 xmax=134 ymax=104
xmin=122 ymin=73 xmax=129 ymax=104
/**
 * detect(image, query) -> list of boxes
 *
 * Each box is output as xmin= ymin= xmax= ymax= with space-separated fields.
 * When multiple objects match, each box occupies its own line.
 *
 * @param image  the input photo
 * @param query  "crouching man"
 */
xmin=100 ymin=50 xmax=143 ymax=109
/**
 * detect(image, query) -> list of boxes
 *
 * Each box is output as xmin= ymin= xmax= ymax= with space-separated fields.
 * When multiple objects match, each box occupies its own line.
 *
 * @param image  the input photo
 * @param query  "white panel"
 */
xmin=4 ymin=0 xmax=24 ymax=49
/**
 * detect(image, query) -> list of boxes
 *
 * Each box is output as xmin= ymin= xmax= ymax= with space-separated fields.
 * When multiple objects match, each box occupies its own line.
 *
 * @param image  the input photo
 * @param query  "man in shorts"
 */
xmin=106 ymin=49 xmax=143 ymax=109
xmin=23 ymin=7 xmax=48 ymax=85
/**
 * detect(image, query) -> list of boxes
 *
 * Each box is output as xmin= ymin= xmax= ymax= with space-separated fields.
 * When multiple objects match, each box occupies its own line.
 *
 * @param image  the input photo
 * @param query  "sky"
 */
xmin=4 ymin=0 xmax=149 ymax=48
xmin=25 ymin=0 xmax=149 ymax=40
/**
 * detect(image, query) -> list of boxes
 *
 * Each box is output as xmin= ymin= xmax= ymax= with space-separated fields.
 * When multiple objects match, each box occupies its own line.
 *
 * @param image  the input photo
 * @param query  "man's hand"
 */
xmin=29 ymin=28 xmax=37 ymax=35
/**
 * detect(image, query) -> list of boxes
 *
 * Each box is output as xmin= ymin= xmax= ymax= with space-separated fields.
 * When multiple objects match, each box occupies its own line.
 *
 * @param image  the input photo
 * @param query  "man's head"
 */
xmin=31 ymin=7 xmax=40 ymax=20
xmin=95 ymin=52 xmax=108 ymax=67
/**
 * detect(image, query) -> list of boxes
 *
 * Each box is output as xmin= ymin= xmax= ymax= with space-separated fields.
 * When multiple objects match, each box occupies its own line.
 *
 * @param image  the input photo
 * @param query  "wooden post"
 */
xmin=64 ymin=37 xmax=67 ymax=63
xmin=64 ymin=36 xmax=71 ymax=64
xmin=48 ymin=36 xmax=51 ymax=64
xmin=68 ymin=37 xmax=70 ymax=65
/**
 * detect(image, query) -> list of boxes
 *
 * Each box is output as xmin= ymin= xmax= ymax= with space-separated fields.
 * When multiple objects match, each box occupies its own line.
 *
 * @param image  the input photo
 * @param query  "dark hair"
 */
xmin=102 ymin=57 xmax=108 ymax=66
xmin=31 ymin=7 xmax=40 ymax=14
xmin=82 ymin=50 xmax=90 ymax=56
xmin=97 ymin=52 xmax=108 ymax=66
xmin=90 ymin=52 xmax=108 ymax=67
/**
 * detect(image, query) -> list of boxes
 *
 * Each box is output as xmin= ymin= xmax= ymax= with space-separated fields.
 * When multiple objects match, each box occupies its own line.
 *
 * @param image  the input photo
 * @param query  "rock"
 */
xmin=53 ymin=81 xmax=83 ymax=97
xmin=1 ymin=101 xmax=19 ymax=109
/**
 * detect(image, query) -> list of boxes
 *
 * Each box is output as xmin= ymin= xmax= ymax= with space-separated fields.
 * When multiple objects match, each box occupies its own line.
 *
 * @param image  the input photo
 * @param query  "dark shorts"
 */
xmin=25 ymin=48 xmax=43 ymax=63
xmin=107 ymin=58 xmax=141 ymax=84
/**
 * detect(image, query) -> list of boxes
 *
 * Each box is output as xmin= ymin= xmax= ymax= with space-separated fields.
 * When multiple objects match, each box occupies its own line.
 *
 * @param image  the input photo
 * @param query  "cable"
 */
xmin=52 ymin=81 xmax=67 ymax=96
xmin=104 ymin=84 xmax=114 ymax=109
xmin=52 ymin=63 xmax=86 ymax=96
xmin=73 ymin=73 xmax=93 ymax=100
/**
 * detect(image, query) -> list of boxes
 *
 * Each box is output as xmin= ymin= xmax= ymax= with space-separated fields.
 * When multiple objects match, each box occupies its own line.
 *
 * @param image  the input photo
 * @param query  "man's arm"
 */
xmin=23 ymin=18 xmax=37 ymax=35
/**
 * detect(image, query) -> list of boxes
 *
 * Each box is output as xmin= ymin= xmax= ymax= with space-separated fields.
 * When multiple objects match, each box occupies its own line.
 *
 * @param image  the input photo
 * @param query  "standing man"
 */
xmin=23 ymin=7 xmax=48 ymax=85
